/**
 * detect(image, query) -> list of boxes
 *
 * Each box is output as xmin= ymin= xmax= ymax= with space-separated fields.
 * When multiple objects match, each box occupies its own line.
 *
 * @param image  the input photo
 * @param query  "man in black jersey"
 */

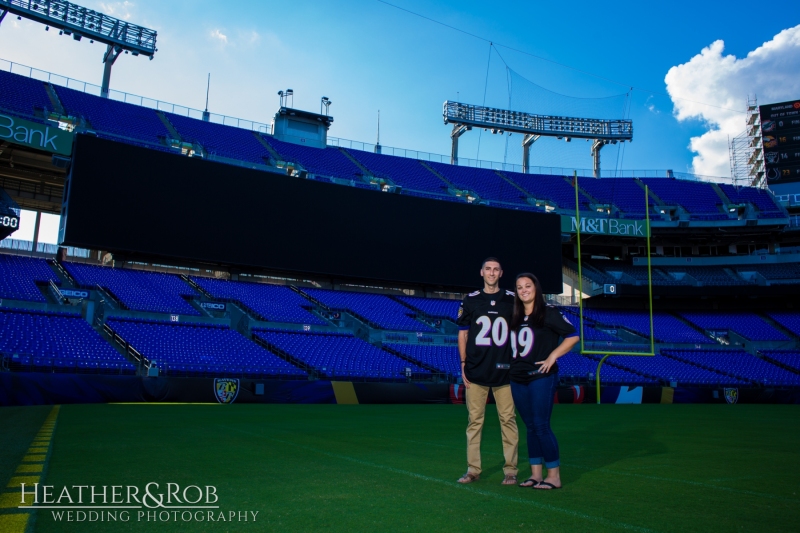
xmin=456 ymin=258 xmax=519 ymax=485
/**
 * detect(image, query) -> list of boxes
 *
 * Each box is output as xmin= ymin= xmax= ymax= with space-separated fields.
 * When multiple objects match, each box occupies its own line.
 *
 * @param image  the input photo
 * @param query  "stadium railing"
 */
xmin=0 ymin=57 xmax=271 ymax=134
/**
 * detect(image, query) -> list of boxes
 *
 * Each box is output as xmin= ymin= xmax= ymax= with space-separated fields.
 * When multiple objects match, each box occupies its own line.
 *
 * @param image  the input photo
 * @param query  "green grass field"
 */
xmin=1 ymin=403 xmax=798 ymax=532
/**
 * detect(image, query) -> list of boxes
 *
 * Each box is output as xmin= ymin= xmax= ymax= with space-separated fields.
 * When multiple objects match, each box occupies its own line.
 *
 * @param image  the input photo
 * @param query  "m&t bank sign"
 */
xmin=561 ymin=216 xmax=650 ymax=237
xmin=0 ymin=114 xmax=74 ymax=156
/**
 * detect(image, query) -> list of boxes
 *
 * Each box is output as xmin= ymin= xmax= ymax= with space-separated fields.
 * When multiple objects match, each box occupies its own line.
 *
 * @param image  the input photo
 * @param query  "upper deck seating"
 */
xmin=190 ymin=277 xmax=326 ymax=325
xmin=165 ymin=113 xmax=270 ymax=164
xmin=263 ymin=136 xmax=362 ymax=180
xmin=577 ymin=177 xmax=655 ymax=217
xmin=345 ymin=149 xmax=450 ymax=194
xmin=0 ymin=254 xmax=59 ymax=302
xmin=583 ymin=309 xmax=713 ymax=344
xmin=679 ymin=312 xmax=789 ymax=341
xmin=301 ymin=288 xmax=435 ymax=332
xmin=384 ymin=344 xmax=460 ymax=377
xmin=718 ymin=184 xmax=784 ymax=216
xmin=55 ymin=85 xmax=169 ymax=145
xmin=640 ymin=178 xmax=727 ymax=218
xmin=64 ymin=263 xmax=200 ymax=316
xmin=427 ymin=162 xmax=528 ymax=204
xmin=503 ymin=172 xmax=592 ymax=210
xmin=0 ymin=70 xmax=54 ymax=118
xmin=396 ymin=296 xmax=460 ymax=321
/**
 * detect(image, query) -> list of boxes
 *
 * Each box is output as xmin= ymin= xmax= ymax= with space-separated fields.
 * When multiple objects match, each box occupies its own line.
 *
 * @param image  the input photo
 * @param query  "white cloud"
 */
xmin=98 ymin=1 xmax=135 ymax=21
xmin=645 ymin=95 xmax=659 ymax=115
xmin=210 ymin=29 xmax=228 ymax=45
xmin=245 ymin=31 xmax=260 ymax=45
xmin=665 ymin=25 xmax=800 ymax=178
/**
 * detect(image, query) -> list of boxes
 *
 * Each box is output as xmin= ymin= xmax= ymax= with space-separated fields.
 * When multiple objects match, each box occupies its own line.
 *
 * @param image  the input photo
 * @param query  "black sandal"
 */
xmin=518 ymin=478 xmax=540 ymax=488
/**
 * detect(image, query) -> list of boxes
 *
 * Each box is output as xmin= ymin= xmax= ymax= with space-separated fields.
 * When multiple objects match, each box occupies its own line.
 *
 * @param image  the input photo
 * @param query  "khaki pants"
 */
xmin=465 ymin=383 xmax=518 ymax=477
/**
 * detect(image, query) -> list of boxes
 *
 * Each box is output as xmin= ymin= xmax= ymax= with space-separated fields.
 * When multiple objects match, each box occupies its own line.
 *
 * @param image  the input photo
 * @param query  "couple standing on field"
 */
xmin=456 ymin=258 xmax=580 ymax=490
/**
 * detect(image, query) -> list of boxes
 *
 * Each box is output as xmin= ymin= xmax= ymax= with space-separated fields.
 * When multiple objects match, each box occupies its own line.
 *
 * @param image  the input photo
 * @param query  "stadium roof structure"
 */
xmin=443 ymin=100 xmax=633 ymax=177
xmin=0 ymin=0 xmax=157 ymax=97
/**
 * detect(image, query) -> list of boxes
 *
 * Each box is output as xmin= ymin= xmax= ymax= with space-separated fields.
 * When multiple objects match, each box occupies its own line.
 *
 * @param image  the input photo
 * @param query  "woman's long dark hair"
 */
xmin=511 ymin=273 xmax=546 ymax=330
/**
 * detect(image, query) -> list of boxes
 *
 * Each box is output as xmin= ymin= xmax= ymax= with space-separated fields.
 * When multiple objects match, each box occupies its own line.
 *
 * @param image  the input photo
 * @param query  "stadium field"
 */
xmin=1 ymin=404 xmax=798 ymax=532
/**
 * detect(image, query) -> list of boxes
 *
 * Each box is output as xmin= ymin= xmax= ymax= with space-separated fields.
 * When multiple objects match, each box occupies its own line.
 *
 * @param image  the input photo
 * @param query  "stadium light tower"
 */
xmin=0 ymin=0 xmax=157 ymax=98
xmin=443 ymin=101 xmax=633 ymax=177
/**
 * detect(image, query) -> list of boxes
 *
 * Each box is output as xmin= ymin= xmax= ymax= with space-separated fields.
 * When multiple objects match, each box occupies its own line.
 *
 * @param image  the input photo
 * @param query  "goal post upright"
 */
xmin=572 ymin=173 xmax=655 ymax=404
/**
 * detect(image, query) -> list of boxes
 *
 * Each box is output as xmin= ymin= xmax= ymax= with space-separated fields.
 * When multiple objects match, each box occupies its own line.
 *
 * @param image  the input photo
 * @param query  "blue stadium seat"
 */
xmin=581 ymin=308 xmax=714 ymax=344
xmin=263 ymin=136 xmax=362 ymax=180
xmin=63 ymin=263 xmax=200 ymax=316
xmin=301 ymin=288 xmax=435 ymax=332
xmin=395 ymin=295 xmax=460 ymax=321
xmin=560 ymin=352 xmax=656 ymax=385
xmin=577 ymin=177 xmax=655 ymax=217
xmin=719 ymin=184 xmax=784 ymax=216
xmin=107 ymin=318 xmax=306 ymax=378
xmin=0 ymin=253 xmax=60 ymax=302
xmin=589 ymin=352 xmax=744 ymax=385
xmin=55 ymin=85 xmax=169 ymax=145
xmin=345 ymin=149 xmax=450 ymax=194
xmin=384 ymin=344 xmax=460 ymax=377
xmin=502 ymin=172 xmax=593 ymax=210
xmin=0 ymin=308 xmax=135 ymax=374
xmin=427 ymin=162 xmax=528 ymax=205
xmin=679 ymin=312 xmax=789 ymax=341
xmin=190 ymin=277 xmax=326 ymax=325
xmin=256 ymin=329 xmax=428 ymax=380
xmin=164 ymin=113 xmax=270 ymax=164
xmin=664 ymin=349 xmax=800 ymax=386
xmin=0 ymin=70 xmax=53 ymax=119
xmin=640 ymin=178 xmax=727 ymax=217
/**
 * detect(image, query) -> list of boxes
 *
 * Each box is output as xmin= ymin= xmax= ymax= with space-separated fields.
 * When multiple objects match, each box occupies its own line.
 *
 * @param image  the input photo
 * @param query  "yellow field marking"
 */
xmin=0 ymin=405 xmax=60 ymax=532
xmin=0 ymin=513 xmax=29 ymax=532
xmin=6 ymin=477 xmax=38 ymax=490
xmin=0 ymin=493 xmax=31 ymax=509
xmin=660 ymin=387 xmax=674 ymax=404
xmin=331 ymin=382 xmax=359 ymax=404
xmin=13 ymin=466 xmax=41 ymax=474
xmin=109 ymin=402 xmax=220 ymax=405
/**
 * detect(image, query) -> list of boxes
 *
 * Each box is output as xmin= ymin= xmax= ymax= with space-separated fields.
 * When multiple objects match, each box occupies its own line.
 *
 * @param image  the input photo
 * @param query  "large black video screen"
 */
xmin=61 ymin=135 xmax=562 ymax=292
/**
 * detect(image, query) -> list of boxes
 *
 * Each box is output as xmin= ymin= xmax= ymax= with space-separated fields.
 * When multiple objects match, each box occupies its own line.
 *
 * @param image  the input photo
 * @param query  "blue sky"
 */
xmin=1 ymin=0 xmax=800 ymax=244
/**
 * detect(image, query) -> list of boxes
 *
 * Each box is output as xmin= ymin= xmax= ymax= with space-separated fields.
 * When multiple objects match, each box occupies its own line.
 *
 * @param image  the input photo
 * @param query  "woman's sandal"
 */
xmin=457 ymin=472 xmax=480 ymax=484
xmin=534 ymin=481 xmax=561 ymax=490
xmin=518 ymin=478 xmax=541 ymax=488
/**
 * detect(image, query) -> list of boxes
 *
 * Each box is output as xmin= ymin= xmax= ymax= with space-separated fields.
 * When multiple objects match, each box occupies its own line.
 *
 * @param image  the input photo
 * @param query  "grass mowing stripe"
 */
xmin=224 ymin=425 xmax=657 ymax=533
xmin=563 ymin=463 xmax=798 ymax=503
xmin=396 ymin=434 xmax=795 ymax=503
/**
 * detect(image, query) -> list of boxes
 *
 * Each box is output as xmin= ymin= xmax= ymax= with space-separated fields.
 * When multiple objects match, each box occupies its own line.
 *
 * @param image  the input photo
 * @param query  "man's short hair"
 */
xmin=482 ymin=257 xmax=502 ymax=269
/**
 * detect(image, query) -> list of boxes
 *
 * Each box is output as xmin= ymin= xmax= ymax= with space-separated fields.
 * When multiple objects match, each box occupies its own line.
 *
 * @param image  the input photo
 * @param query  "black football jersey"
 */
xmin=510 ymin=305 xmax=578 ymax=384
xmin=456 ymin=289 xmax=516 ymax=387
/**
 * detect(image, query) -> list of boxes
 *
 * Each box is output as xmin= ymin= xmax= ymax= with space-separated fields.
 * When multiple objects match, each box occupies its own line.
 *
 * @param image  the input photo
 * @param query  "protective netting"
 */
xmin=507 ymin=68 xmax=629 ymax=120
xmin=476 ymin=68 xmax=631 ymax=172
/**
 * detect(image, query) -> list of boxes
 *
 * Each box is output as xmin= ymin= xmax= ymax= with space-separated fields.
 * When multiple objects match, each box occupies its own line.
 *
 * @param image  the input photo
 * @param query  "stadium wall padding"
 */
xmin=60 ymin=135 xmax=564 ymax=292
xmin=2 ymin=373 xmax=799 ymax=406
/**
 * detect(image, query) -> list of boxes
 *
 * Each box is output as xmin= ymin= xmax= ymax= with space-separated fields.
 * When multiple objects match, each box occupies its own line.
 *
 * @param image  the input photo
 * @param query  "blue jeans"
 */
xmin=510 ymin=373 xmax=560 ymax=468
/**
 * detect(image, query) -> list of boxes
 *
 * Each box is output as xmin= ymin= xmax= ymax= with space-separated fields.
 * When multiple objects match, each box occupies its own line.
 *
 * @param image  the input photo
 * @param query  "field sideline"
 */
xmin=0 ymin=404 xmax=797 ymax=532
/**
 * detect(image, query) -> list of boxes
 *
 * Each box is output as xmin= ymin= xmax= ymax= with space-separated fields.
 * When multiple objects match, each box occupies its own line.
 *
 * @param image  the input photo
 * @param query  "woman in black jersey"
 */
xmin=510 ymin=273 xmax=579 ymax=490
